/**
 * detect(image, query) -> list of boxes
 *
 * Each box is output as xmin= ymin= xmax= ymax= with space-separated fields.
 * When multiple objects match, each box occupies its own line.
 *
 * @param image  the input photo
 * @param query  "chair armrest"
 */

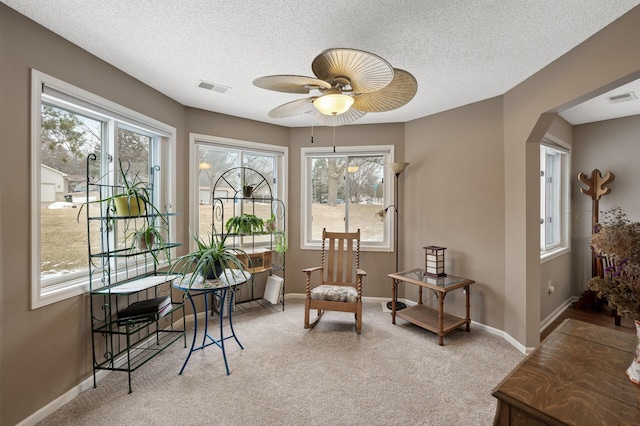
xmin=302 ymin=266 xmax=323 ymax=274
xmin=356 ymin=268 xmax=367 ymax=277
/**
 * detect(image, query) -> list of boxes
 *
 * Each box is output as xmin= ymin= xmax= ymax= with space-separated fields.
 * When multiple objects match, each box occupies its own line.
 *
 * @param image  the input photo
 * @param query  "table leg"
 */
xmin=227 ymin=287 xmax=244 ymax=349
xmin=391 ymin=278 xmax=396 ymax=324
xmin=219 ymin=288 xmax=230 ymax=375
xmin=438 ymin=293 xmax=446 ymax=346
xmin=179 ymin=294 xmax=198 ymax=375
xmin=202 ymin=291 xmax=211 ymax=346
xmin=465 ymin=285 xmax=471 ymax=332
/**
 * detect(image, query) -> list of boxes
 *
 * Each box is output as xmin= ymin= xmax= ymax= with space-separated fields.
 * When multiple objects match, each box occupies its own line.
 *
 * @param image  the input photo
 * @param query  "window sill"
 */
xmin=540 ymin=246 xmax=571 ymax=264
xmin=34 ymin=277 xmax=89 ymax=309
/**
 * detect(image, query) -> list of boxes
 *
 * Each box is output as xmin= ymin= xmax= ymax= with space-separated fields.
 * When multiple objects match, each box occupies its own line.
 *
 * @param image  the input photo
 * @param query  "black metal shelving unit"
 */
xmin=211 ymin=166 xmax=286 ymax=311
xmin=84 ymin=154 xmax=186 ymax=393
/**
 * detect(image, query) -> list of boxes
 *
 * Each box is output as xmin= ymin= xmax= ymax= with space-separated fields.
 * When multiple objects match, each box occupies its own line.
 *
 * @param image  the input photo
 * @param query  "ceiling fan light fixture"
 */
xmin=313 ymin=93 xmax=354 ymax=115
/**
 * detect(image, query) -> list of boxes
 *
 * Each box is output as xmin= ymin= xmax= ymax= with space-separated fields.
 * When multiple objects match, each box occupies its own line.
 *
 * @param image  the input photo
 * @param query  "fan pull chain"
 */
xmin=310 ymin=125 xmax=314 ymax=144
xmin=333 ymin=126 xmax=336 ymax=153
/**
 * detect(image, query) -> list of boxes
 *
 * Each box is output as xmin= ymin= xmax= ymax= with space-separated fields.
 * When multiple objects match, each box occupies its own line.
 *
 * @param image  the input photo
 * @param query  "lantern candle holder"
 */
xmin=424 ymin=246 xmax=446 ymax=277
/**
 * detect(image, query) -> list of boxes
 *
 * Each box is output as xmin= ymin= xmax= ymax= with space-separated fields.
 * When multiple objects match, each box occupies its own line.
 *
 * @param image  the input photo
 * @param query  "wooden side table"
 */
xmin=388 ymin=268 xmax=475 ymax=345
xmin=492 ymin=319 xmax=640 ymax=425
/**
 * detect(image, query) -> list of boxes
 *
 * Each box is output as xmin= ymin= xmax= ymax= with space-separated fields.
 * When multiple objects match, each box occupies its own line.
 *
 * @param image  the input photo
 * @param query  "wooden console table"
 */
xmin=492 ymin=319 xmax=639 ymax=425
xmin=388 ymin=269 xmax=474 ymax=345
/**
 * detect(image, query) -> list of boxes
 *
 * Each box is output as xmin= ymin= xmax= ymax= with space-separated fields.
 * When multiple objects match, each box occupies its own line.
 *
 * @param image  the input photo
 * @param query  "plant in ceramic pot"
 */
xmin=242 ymin=184 xmax=254 ymax=198
xmin=77 ymin=160 xmax=162 ymax=219
xmin=225 ymin=213 xmax=264 ymax=235
xmin=169 ymin=231 xmax=249 ymax=292
xmin=588 ymin=206 xmax=640 ymax=385
xmin=265 ymin=213 xmax=277 ymax=233
xmin=127 ymin=220 xmax=170 ymax=264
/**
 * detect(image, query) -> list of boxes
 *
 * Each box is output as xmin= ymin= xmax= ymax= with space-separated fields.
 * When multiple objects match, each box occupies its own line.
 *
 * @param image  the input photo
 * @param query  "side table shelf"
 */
xmin=389 ymin=269 xmax=475 ymax=345
xmin=395 ymin=304 xmax=469 ymax=337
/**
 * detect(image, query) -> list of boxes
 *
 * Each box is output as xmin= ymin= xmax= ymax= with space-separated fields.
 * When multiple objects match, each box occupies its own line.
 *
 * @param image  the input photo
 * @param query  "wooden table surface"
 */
xmin=492 ymin=319 xmax=640 ymax=425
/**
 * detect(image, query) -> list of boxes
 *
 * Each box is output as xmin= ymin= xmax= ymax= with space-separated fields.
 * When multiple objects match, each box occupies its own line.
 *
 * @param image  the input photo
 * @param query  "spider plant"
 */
xmin=169 ymin=230 xmax=250 ymax=292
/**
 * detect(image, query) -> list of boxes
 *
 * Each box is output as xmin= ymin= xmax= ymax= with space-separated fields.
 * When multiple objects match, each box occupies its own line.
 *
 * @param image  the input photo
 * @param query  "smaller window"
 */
xmin=540 ymin=141 xmax=570 ymax=259
xmin=301 ymin=145 xmax=394 ymax=251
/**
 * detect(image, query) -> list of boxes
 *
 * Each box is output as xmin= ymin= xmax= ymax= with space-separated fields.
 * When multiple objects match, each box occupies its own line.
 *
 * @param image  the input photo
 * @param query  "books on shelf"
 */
xmin=117 ymin=296 xmax=172 ymax=325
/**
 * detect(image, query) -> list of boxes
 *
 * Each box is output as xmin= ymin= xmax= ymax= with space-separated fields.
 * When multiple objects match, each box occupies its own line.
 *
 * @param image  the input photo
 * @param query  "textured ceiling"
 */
xmin=3 ymin=0 xmax=640 ymax=127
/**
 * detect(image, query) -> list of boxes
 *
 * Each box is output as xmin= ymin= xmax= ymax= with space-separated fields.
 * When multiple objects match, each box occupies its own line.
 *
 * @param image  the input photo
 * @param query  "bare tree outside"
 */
xmin=310 ymin=154 xmax=385 ymax=240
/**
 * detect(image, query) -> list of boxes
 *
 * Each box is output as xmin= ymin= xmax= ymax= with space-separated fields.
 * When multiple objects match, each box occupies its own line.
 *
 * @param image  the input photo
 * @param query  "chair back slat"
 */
xmin=322 ymin=229 xmax=360 ymax=286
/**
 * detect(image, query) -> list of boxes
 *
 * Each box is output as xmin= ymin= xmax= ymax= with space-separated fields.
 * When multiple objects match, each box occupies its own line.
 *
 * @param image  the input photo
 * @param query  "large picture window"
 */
xmin=190 ymin=134 xmax=287 ymax=249
xmin=31 ymin=70 xmax=176 ymax=308
xmin=301 ymin=146 xmax=394 ymax=251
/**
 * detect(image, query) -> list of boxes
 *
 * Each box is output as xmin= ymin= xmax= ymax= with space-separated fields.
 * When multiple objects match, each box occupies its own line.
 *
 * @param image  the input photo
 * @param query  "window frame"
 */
xmin=30 ymin=70 xmax=177 ymax=309
xmin=301 ymin=145 xmax=395 ymax=251
xmin=188 ymin=133 xmax=288 ymax=252
xmin=539 ymin=137 xmax=571 ymax=262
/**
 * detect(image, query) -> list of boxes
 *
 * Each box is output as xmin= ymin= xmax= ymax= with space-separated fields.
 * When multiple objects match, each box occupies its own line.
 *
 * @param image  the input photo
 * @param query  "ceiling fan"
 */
xmin=253 ymin=48 xmax=418 ymax=126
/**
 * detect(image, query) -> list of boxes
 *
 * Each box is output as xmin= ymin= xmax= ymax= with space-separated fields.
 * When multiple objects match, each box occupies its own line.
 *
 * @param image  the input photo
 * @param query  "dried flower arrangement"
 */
xmin=588 ymin=206 xmax=640 ymax=321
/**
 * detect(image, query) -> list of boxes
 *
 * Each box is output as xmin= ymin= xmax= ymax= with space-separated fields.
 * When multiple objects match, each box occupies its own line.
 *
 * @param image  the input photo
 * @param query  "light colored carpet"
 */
xmin=37 ymin=298 xmax=523 ymax=425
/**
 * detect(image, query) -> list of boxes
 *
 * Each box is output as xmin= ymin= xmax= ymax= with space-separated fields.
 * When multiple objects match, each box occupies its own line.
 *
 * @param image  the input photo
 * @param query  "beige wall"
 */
xmin=405 ymin=96 xmax=505 ymax=328
xmin=571 ymin=115 xmax=640 ymax=298
xmin=4 ymin=2 xmax=640 ymax=424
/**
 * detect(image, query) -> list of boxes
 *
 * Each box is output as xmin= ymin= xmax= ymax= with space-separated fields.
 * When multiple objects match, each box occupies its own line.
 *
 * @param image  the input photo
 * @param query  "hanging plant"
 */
xmin=275 ymin=233 xmax=288 ymax=254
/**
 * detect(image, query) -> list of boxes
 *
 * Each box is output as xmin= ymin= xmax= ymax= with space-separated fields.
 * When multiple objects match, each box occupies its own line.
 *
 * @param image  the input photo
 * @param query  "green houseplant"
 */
xmin=169 ymin=231 xmax=250 ymax=291
xmin=77 ymin=160 xmax=163 ymax=220
xmin=127 ymin=219 xmax=170 ymax=264
xmin=265 ymin=213 xmax=277 ymax=233
xmin=275 ymin=233 xmax=288 ymax=254
xmin=225 ymin=213 xmax=264 ymax=235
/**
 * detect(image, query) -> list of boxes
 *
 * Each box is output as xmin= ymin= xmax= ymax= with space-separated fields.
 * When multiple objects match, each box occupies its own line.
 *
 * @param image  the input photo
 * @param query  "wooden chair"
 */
xmin=303 ymin=229 xmax=366 ymax=334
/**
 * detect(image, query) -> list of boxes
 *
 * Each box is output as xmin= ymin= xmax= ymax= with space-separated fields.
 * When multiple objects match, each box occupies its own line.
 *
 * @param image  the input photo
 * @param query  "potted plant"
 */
xmin=588 ymin=206 xmax=640 ymax=385
xmin=169 ymin=231 xmax=250 ymax=291
xmin=225 ymin=213 xmax=264 ymax=235
xmin=265 ymin=213 xmax=277 ymax=233
xmin=242 ymin=184 xmax=254 ymax=198
xmin=127 ymin=219 xmax=170 ymax=261
xmin=77 ymin=160 xmax=162 ymax=219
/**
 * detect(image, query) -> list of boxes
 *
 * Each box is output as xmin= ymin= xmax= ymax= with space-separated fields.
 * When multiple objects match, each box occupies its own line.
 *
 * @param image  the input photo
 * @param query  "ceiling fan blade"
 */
xmin=253 ymin=75 xmax=331 ymax=94
xmin=268 ymin=97 xmax=317 ymax=118
xmin=311 ymin=48 xmax=394 ymax=93
xmin=314 ymin=108 xmax=366 ymax=126
xmin=352 ymin=69 xmax=418 ymax=112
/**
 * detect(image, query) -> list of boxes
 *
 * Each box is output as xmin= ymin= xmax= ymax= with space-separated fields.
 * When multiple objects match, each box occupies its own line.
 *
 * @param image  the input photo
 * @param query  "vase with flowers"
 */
xmin=588 ymin=206 xmax=640 ymax=385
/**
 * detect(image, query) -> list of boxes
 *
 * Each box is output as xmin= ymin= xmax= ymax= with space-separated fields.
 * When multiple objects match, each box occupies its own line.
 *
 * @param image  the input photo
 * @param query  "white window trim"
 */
xmin=30 ymin=69 xmax=177 ymax=309
xmin=300 ymin=145 xmax=395 ymax=251
xmin=539 ymin=136 xmax=571 ymax=263
xmin=188 ymin=133 xmax=288 ymax=253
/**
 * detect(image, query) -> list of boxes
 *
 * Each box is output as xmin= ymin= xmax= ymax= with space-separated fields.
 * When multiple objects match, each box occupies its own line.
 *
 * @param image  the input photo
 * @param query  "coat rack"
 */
xmin=578 ymin=168 xmax=615 ymax=276
xmin=575 ymin=168 xmax=615 ymax=316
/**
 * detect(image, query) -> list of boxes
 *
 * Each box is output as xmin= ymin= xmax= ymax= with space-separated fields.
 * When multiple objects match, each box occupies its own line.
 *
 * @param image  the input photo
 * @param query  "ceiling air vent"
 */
xmin=607 ymin=91 xmax=637 ymax=104
xmin=198 ymin=80 xmax=230 ymax=94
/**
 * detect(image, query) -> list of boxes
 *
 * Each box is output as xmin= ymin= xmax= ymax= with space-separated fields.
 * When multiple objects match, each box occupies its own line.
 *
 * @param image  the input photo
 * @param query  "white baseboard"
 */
xmin=540 ymin=296 xmax=578 ymax=333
